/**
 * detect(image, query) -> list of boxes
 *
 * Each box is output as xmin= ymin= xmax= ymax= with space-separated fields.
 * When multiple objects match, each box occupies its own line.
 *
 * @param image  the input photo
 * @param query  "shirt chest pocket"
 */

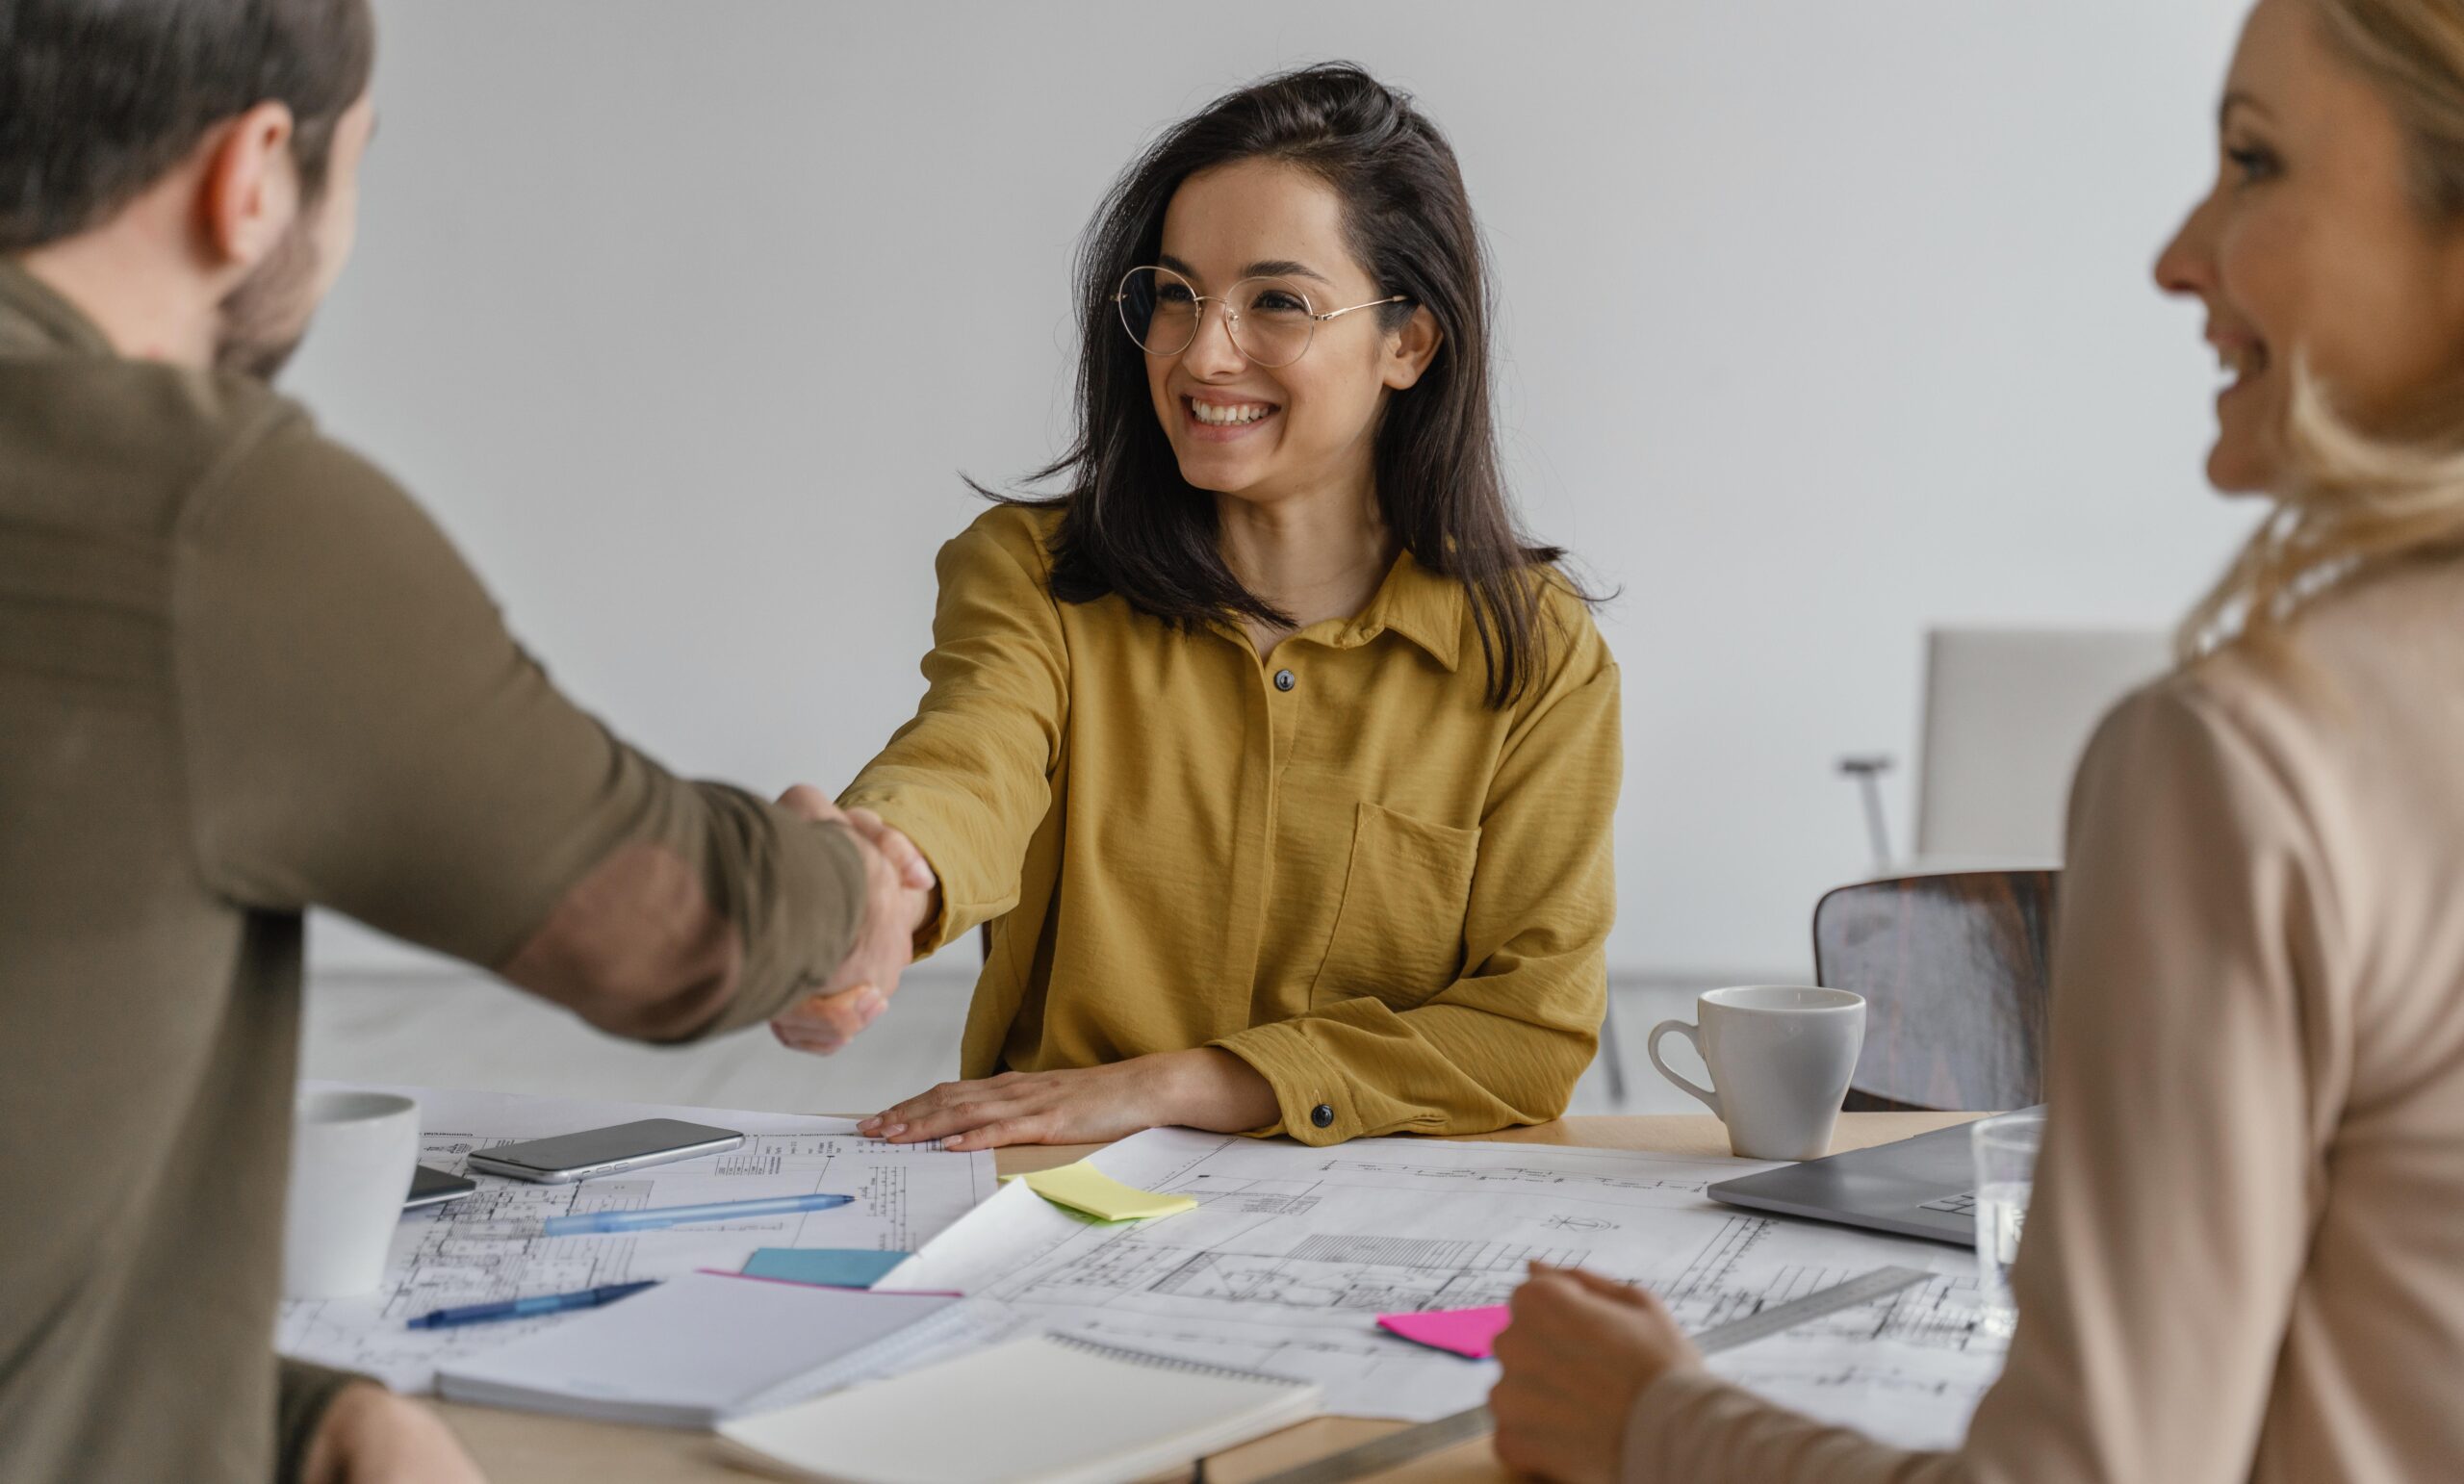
xmin=1308 ymin=802 xmax=1482 ymax=1011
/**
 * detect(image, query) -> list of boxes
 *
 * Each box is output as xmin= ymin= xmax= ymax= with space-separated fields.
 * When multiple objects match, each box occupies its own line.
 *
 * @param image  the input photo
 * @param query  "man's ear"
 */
xmin=197 ymin=101 xmax=301 ymax=270
xmin=1382 ymin=304 xmax=1443 ymax=391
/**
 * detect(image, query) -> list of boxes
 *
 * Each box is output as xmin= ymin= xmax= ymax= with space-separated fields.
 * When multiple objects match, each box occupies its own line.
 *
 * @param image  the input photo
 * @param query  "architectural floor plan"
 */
xmin=276 ymin=1085 xmax=996 ymax=1392
xmin=886 ymin=1129 xmax=2005 ymax=1448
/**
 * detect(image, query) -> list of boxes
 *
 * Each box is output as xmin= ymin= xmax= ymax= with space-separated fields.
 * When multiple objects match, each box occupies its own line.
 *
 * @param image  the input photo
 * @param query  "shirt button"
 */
xmin=1274 ymin=669 xmax=1297 ymax=692
xmin=1310 ymin=1104 xmax=1335 ymax=1129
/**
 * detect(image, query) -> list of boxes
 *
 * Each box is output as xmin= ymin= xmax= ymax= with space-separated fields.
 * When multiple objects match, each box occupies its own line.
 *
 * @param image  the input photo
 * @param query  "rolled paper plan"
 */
xmin=1376 ymin=1305 xmax=1514 ymax=1359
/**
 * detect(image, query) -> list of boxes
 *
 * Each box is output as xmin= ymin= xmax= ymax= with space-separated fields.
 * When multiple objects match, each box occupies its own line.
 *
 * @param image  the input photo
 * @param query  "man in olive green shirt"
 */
xmin=0 ymin=4 xmax=931 ymax=1481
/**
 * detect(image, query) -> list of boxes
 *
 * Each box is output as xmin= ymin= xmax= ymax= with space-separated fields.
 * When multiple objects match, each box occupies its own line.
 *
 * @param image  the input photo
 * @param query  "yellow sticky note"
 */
xmin=1011 ymin=1161 xmax=1196 ymax=1221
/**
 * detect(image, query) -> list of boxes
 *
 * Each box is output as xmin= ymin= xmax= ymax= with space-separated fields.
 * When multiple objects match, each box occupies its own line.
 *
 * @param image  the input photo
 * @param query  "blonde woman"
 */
xmin=1490 ymin=0 xmax=2464 ymax=1479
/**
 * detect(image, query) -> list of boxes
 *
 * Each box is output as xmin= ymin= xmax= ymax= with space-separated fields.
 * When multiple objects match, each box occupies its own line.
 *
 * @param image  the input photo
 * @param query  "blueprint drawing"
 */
xmin=884 ymin=1129 xmax=2004 ymax=1448
xmin=276 ymin=1085 xmax=997 ymax=1393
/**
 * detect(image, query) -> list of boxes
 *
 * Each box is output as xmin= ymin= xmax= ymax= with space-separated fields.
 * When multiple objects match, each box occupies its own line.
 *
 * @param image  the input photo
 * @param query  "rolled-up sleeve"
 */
xmin=272 ymin=1358 xmax=362 ymax=1484
xmin=174 ymin=420 xmax=866 ymax=1038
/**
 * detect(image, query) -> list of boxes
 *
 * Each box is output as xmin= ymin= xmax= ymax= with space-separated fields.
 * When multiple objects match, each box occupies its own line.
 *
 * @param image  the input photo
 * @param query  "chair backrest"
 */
xmin=1914 ymin=627 xmax=2169 ymax=860
xmin=1812 ymin=869 xmax=2060 ymax=1112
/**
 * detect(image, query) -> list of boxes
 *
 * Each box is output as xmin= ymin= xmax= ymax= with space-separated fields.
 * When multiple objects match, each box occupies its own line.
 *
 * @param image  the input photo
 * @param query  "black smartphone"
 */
xmin=405 ymin=1164 xmax=477 ymax=1211
xmin=461 ymin=1118 xmax=745 ymax=1184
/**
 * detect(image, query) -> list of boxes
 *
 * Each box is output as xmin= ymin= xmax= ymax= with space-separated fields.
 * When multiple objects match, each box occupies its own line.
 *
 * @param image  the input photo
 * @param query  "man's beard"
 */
xmin=213 ymin=213 xmax=320 ymax=382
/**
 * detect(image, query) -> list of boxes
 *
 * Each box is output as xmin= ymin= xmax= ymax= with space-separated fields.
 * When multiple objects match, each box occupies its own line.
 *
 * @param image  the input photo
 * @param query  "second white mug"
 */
xmin=282 ymin=1089 xmax=421 ymax=1300
xmin=1646 ymin=985 xmax=1865 ymax=1161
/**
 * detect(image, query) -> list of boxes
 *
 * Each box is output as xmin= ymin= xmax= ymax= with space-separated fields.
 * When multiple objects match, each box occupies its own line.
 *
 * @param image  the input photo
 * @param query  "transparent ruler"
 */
xmin=1249 ymin=1265 xmax=1933 ymax=1484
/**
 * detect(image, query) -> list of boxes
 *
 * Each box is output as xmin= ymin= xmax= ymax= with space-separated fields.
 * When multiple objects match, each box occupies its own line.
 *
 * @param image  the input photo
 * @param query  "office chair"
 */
xmin=1811 ymin=869 xmax=2059 ymax=1113
xmin=1837 ymin=627 xmax=2169 ymax=869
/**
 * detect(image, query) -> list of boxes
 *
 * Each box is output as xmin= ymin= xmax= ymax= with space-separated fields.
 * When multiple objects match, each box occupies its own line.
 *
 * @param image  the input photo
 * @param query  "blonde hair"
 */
xmin=2183 ymin=0 xmax=2464 ymax=660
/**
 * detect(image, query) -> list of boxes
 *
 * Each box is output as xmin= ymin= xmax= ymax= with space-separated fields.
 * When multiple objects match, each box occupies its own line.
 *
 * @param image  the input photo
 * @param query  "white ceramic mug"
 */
xmin=1646 ymin=986 xmax=1865 ymax=1160
xmin=282 ymin=1089 xmax=421 ymax=1299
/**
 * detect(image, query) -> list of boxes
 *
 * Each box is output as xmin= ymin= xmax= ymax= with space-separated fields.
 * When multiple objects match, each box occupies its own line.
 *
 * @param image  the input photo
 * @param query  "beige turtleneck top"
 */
xmin=1625 ymin=552 xmax=2464 ymax=1484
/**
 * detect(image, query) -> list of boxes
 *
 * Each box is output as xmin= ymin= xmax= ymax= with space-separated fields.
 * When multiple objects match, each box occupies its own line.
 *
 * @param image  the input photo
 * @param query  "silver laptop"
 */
xmin=1706 ymin=1110 xmax=2041 ymax=1246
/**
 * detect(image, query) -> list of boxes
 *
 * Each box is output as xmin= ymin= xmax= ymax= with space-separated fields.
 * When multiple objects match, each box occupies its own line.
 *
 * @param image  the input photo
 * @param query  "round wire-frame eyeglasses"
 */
xmin=1114 ymin=264 xmax=1409 ymax=369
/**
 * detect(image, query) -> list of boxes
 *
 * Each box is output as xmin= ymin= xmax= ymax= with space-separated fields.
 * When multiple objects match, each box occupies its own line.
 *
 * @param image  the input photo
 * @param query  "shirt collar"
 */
xmin=0 ymin=257 xmax=118 ymax=359
xmin=1337 ymin=548 xmax=1465 ymax=671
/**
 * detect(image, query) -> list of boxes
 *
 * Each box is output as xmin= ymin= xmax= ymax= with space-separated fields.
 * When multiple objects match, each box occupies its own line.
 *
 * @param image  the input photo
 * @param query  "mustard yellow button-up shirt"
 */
xmin=841 ymin=505 xmax=1619 ymax=1144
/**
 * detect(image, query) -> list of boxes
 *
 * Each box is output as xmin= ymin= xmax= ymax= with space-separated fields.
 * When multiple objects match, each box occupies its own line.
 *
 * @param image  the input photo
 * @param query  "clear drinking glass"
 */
xmin=1970 ymin=1109 xmax=2043 ymax=1339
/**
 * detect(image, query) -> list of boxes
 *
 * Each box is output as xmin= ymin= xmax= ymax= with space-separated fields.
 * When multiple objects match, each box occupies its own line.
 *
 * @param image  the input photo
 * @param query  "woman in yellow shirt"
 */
xmin=822 ymin=64 xmax=1619 ymax=1151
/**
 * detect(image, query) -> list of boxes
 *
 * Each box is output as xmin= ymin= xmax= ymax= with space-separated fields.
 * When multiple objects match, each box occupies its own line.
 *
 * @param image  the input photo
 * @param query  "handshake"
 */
xmin=765 ymin=785 xmax=940 ymax=1058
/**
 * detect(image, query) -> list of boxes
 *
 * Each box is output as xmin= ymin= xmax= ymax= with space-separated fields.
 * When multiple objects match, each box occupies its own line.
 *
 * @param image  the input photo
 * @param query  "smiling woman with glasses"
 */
xmin=822 ymin=63 xmax=1618 ymax=1154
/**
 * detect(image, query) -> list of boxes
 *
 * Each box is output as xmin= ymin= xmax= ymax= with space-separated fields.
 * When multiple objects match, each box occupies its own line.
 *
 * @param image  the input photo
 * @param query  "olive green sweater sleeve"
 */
xmin=171 ymin=416 xmax=865 ymax=1036
xmin=272 ymin=1360 xmax=361 ymax=1484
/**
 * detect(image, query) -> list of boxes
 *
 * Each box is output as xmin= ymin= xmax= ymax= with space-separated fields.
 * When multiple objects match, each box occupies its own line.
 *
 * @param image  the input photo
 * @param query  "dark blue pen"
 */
xmin=406 ymin=1279 xmax=660 ymax=1330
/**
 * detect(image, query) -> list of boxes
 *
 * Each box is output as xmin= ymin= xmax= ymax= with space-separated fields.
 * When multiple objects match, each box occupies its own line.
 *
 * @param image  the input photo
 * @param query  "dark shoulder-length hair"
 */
xmin=992 ymin=62 xmax=1585 ymax=708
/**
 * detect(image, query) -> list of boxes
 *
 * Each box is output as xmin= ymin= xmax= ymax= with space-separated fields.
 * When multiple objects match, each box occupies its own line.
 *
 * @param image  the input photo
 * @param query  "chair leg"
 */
xmin=1836 ymin=755 xmax=1897 ymax=871
xmin=1598 ymin=989 xmax=1630 ymax=1106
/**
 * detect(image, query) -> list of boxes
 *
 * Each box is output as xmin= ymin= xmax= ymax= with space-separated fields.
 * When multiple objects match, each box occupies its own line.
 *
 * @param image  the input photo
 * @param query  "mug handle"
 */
xmin=1646 ymin=1020 xmax=1723 ymax=1118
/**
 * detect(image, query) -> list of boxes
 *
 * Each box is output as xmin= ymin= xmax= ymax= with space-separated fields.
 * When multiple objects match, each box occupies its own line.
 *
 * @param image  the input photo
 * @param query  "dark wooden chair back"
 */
xmin=1811 ymin=869 xmax=2059 ymax=1113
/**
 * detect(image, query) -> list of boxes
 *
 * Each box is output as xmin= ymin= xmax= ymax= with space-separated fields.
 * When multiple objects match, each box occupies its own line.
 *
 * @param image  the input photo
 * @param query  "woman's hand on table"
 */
xmin=1489 ymin=1264 xmax=1701 ymax=1484
xmin=858 ymin=1048 xmax=1281 ymax=1150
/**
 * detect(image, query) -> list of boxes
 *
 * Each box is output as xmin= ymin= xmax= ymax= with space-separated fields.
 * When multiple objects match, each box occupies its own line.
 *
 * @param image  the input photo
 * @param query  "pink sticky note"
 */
xmin=1377 ymin=1305 xmax=1512 ymax=1359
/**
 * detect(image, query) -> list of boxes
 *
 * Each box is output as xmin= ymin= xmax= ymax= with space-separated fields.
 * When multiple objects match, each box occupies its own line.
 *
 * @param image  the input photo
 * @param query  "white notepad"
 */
xmin=716 ymin=1332 xmax=1322 ymax=1484
xmin=435 ymin=1272 xmax=971 ymax=1428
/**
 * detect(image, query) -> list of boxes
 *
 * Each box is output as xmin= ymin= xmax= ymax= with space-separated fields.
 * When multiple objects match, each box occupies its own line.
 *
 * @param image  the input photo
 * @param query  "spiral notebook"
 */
xmin=715 ymin=1332 xmax=1322 ymax=1484
xmin=435 ymin=1272 xmax=987 ymax=1428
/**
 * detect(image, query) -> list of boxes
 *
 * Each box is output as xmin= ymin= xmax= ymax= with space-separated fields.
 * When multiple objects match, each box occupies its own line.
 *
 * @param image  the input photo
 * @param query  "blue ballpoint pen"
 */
xmin=406 ymin=1280 xmax=660 ymax=1330
xmin=541 ymin=1190 xmax=854 ymax=1237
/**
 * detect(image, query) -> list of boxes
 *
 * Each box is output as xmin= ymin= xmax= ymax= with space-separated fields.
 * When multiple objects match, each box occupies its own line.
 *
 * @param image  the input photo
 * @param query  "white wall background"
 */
xmin=294 ymin=0 xmax=2256 ymax=983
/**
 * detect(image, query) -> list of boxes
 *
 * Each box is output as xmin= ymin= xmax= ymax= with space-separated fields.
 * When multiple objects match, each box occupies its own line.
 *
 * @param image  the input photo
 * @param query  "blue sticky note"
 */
xmin=740 ymin=1247 xmax=911 ymax=1290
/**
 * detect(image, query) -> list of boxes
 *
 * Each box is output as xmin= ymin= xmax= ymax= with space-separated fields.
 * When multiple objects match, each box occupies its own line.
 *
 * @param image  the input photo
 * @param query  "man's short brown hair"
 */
xmin=0 ymin=0 xmax=375 ymax=253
